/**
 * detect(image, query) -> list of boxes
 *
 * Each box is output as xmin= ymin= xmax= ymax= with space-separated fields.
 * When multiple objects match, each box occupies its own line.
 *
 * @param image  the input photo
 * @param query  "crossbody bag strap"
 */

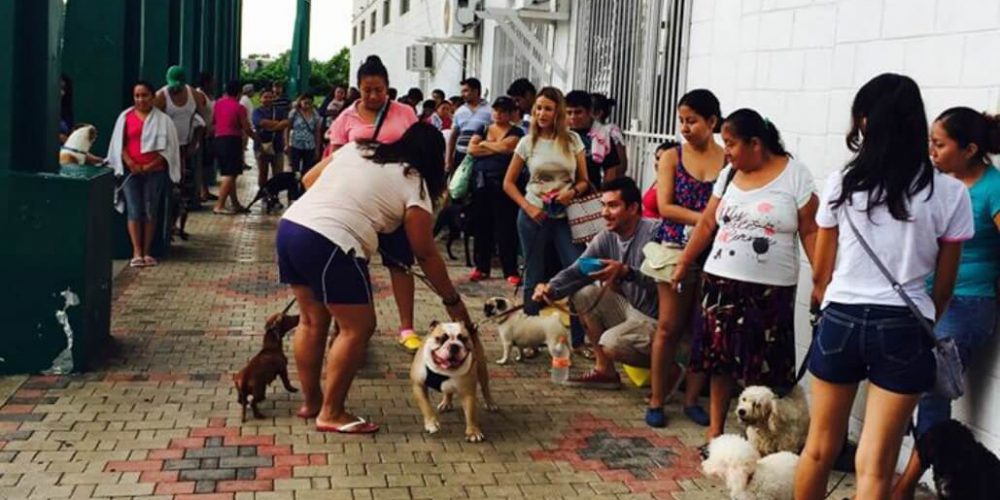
xmin=843 ymin=210 xmax=938 ymax=342
xmin=371 ymin=101 xmax=389 ymax=143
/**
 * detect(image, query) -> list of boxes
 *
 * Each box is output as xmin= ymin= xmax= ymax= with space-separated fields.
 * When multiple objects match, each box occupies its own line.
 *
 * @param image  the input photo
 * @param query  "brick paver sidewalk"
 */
xmin=0 ymin=172 xmax=867 ymax=499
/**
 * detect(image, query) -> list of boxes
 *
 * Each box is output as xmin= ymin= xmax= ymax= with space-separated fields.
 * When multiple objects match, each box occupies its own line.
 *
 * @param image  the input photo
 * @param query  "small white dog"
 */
xmin=702 ymin=434 xmax=798 ymax=500
xmin=735 ymin=385 xmax=810 ymax=456
xmin=483 ymin=297 xmax=568 ymax=365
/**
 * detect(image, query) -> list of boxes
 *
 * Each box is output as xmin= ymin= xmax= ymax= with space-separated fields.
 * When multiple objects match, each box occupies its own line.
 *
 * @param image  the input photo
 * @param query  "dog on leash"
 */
xmin=433 ymin=201 xmax=472 ymax=267
xmin=917 ymin=419 xmax=1000 ymax=499
xmin=702 ymin=434 xmax=798 ymax=500
xmin=410 ymin=321 xmax=495 ymax=442
xmin=59 ymin=124 xmax=98 ymax=165
xmin=483 ymin=297 xmax=568 ymax=365
xmin=735 ymin=385 xmax=810 ymax=456
xmin=233 ymin=313 xmax=299 ymax=421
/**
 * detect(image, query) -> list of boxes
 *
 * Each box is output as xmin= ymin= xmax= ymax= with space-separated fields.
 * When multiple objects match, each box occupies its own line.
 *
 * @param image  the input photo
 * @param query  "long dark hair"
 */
xmin=834 ymin=73 xmax=933 ymax=221
xmin=357 ymin=55 xmax=389 ymax=85
xmin=723 ymin=108 xmax=790 ymax=157
xmin=359 ymin=122 xmax=446 ymax=202
xmin=936 ymin=107 xmax=1000 ymax=166
xmin=678 ymin=89 xmax=722 ymax=132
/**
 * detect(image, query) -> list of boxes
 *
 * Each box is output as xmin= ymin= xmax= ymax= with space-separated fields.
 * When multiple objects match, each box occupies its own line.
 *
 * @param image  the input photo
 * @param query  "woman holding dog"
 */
xmin=107 ymin=81 xmax=182 ymax=268
xmin=670 ymin=109 xmax=818 ymax=448
xmin=891 ymin=108 xmax=1000 ymax=498
xmin=304 ymin=55 xmax=424 ymax=353
xmin=278 ymin=122 xmax=472 ymax=434
xmin=794 ymin=74 xmax=975 ymax=499
xmin=644 ymin=89 xmax=724 ymax=428
xmin=503 ymin=87 xmax=589 ymax=320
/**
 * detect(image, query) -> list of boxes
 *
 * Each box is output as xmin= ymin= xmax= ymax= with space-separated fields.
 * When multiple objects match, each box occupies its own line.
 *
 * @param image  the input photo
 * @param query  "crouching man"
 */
xmin=532 ymin=177 xmax=658 ymax=390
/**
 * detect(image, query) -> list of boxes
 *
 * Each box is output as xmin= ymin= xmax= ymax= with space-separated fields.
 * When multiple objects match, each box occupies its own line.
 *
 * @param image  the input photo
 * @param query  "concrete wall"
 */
xmin=685 ymin=0 xmax=1000 ymax=469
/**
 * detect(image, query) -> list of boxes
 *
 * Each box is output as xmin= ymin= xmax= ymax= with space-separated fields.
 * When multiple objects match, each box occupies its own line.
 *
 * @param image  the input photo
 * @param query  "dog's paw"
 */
xmin=483 ymin=400 xmax=500 ymax=412
xmin=436 ymin=400 xmax=454 ymax=412
xmin=465 ymin=428 xmax=485 ymax=443
xmin=424 ymin=419 xmax=441 ymax=434
xmin=496 ymin=357 xmax=509 ymax=365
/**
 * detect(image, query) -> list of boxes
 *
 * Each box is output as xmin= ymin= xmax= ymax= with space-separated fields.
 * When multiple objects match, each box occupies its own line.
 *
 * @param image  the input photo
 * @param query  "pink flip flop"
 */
xmin=316 ymin=417 xmax=379 ymax=434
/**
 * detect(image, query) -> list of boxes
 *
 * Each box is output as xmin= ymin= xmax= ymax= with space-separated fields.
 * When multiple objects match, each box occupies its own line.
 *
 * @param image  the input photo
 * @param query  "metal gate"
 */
xmin=573 ymin=0 xmax=692 ymax=188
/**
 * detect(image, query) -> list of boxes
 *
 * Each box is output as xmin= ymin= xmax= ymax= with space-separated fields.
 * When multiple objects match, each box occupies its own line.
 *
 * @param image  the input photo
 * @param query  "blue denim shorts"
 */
xmin=122 ymin=170 xmax=169 ymax=222
xmin=807 ymin=302 xmax=935 ymax=394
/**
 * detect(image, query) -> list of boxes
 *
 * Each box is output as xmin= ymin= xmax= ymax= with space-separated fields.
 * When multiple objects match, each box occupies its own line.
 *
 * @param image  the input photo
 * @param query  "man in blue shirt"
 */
xmin=251 ymin=89 xmax=290 ymax=211
xmin=446 ymin=77 xmax=492 ymax=172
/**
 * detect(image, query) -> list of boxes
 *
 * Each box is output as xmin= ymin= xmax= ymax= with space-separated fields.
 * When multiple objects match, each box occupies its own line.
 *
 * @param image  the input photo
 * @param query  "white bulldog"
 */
xmin=410 ymin=321 xmax=485 ymax=442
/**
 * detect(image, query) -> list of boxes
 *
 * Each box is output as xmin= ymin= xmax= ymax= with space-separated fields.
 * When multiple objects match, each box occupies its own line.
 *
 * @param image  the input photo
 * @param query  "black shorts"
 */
xmin=378 ymin=226 xmax=414 ymax=268
xmin=276 ymin=220 xmax=372 ymax=305
xmin=214 ymin=135 xmax=244 ymax=177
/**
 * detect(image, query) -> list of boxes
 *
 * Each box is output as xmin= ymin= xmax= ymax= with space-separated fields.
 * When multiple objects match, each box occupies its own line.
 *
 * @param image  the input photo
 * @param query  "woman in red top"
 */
xmin=120 ymin=82 xmax=171 ymax=267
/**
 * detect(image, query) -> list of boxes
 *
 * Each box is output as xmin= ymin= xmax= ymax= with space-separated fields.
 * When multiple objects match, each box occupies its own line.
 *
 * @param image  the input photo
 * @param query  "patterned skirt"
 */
xmin=690 ymin=273 xmax=797 ymax=389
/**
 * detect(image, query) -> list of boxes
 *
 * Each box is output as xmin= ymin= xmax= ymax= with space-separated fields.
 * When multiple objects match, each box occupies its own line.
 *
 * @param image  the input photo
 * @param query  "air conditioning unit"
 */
xmin=443 ymin=0 xmax=480 ymax=39
xmin=406 ymin=44 xmax=434 ymax=72
xmin=512 ymin=0 xmax=568 ymax=18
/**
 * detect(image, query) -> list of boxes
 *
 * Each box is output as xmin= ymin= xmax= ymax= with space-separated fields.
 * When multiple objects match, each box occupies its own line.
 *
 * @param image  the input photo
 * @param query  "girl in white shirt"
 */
xmin=794 ymin=74 xmax=974 ymax=499
xmin=672 ymin=109 xmax=819 ymax=447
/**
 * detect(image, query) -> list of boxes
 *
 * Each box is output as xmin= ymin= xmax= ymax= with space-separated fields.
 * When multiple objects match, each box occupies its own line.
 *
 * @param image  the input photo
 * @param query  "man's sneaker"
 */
xmin=506 ymin=275 xmax=522 ymax=286
xmin=564 ymin=369 xmax=621 ymax=390
xmin=468 ymin=269 xmax=488 ymax=282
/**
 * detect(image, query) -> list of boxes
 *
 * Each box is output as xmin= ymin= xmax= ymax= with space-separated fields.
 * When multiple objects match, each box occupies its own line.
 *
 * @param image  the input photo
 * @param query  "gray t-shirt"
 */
xmin=547 ymin=217 xmax=661 ymax=318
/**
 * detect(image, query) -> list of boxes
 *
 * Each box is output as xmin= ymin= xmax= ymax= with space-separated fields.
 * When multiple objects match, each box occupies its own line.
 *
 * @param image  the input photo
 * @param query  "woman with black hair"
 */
xmin=59 ymin=75 xmax=74 ymax=144
xmin=645 ymin=89 xmax=725 ymax=428
xmin=278 ymin=122 xmax=472 ymax=434
xmin=304 ymin=55 xmax=423 ymax=353
xmin=671 ymin=108 xmax=819 ymax=446
xmin=794 ymin=74 xmax=975 ymax=499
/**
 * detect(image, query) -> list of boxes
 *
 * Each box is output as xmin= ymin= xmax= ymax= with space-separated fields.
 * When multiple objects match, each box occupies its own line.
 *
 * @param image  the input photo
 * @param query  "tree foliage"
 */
xmin=241 ymin=47 xmax=349 ymax=96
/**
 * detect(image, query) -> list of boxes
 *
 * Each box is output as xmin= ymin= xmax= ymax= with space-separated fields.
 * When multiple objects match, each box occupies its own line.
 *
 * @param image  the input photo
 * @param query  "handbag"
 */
xmin=258 ymin=107 xmax=277 ymax=156
xmin=566 ymin=185 xmax=604 ymax=244
xmin=639 ymin=242 xmax=683 ymax=282
xmin=448 ymin=154 xmax=475 ymax=200
xmin=844 ymin=212 xmax=965 ymax=400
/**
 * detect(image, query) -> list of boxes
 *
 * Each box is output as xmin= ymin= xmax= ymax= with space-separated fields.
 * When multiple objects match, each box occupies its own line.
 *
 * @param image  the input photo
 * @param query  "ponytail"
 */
xmin=936 ymin=107 xmax=1000 ymax=165
xmin=722 ymin=108 xmax=790 ymax=157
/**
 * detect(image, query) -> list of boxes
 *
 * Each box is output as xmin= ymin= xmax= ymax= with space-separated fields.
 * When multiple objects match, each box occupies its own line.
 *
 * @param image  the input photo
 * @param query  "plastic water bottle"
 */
xmin=551 ymin=335 xmax=571 ymax=384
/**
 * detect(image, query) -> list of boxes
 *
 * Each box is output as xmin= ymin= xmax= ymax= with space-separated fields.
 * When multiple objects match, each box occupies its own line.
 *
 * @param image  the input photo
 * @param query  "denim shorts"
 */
xmin=807 ymin=302 xmax=935 ymax=394
xmin=122 ymin=170 xmax=169 ymax=222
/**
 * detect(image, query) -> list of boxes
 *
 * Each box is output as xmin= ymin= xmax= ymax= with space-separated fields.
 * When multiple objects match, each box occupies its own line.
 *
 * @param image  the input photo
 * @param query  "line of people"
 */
xmin=276 ymin=59 xmax=998 ymax=499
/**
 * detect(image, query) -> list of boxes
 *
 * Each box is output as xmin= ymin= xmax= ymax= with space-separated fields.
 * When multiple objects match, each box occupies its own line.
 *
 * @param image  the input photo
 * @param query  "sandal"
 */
xmin=213 ymin=208 xmax=235 ymax=215
xmin=316 ymin=416 xmax=379 ymax=434
xmin=572 ymin=345 xmax=595 ymax=360
xmin=398 ymin=329 xmax=422 ymax=354
xmin=645 ymin=407 xmax=667 ymax=428
xmin=143 ymin=256 xmax=157 ymax=267
xmin=129 ymin=257 xmax=145 ymax=268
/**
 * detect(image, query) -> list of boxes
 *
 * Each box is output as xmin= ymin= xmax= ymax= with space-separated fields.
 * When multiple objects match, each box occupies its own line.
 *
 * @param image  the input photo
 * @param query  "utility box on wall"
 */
xmin=0 ymin=166 xmax=114 ymax=374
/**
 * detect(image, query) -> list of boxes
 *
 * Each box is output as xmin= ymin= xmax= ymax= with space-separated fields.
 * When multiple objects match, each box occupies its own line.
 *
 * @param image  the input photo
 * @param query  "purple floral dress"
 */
xmin=657 ymin=145 xmax=717 ymax=244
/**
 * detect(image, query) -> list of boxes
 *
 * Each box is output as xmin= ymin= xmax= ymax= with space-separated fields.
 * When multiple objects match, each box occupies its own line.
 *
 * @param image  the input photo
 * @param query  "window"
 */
xmin=370 ymin=11 xmax=376 ymax=33
xmin=352 ymin=26 xmax=357 ymax=45
xmin=400 ymin=0 xmax=410 ymax=15
xmin=360 ymin=21 xmax=365 ymax=40
xmin=383 ymin=0 xmax=391 ymax=25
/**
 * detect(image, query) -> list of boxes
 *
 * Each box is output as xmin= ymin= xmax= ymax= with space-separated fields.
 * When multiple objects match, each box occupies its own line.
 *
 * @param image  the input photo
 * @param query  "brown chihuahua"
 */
xmin=233 ymin=312 xmax=300 ymax=421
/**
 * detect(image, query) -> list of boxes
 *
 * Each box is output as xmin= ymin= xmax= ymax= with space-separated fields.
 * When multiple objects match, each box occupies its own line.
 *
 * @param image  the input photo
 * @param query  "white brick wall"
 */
xmin=686 ymin=0 xmax=1000 ymax=474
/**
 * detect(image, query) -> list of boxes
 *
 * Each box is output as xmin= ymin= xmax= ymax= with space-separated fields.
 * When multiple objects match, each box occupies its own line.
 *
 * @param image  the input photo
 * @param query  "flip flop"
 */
xmin=143 ymin=256 xmax=158 ymax=267
xmin=316 ymin=417 xmax=379 ymax=434
xmin=129 ymin=257 xmax=145 ymax=268
xmin=398 ymin=330 xmax=422 ymax=353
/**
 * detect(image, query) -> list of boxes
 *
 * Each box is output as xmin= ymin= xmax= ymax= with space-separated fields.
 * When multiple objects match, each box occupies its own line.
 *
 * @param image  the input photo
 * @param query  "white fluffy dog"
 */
xmin=483 ymin=297 xmax=568 ymax=365
xmin=735 ymin=385 xmax=810 ymax=456
xmin=702 ymin=434 xmax=798 ymax=500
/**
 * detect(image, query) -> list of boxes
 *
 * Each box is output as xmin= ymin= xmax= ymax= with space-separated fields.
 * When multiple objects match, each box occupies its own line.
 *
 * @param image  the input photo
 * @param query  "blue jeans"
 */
xmin=517 ymin=210 xmax=583 ymax=316
xmin=807 ymin=303 xmax=936 ymax=394
xmin=915 ymin=295 xmax=997 ymax=436
xmin=123 ymin=170 xmax=169 ymax=222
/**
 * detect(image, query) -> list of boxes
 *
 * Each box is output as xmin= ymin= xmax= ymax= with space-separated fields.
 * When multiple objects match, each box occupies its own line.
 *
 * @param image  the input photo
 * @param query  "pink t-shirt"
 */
xmin=327 ymin=100 xmax=417 ymax=147
xmin=213 ymin=96 xmax=246 ymax=137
